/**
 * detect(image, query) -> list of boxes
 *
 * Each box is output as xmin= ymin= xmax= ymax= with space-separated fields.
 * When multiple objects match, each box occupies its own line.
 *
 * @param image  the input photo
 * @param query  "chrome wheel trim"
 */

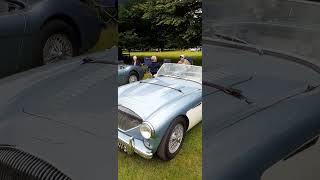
xmin=43 ymin=34 xmax=73 ymax=64
xmin=128 ymin=74 xmax=138 ymax=83
xmin=168 ymin=123 xmax=184 ymax=154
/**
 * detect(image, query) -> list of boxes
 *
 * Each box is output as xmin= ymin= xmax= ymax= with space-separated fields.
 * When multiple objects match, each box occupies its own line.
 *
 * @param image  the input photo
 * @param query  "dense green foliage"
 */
xmin=119 ymin=0 xmax=202 ymax=51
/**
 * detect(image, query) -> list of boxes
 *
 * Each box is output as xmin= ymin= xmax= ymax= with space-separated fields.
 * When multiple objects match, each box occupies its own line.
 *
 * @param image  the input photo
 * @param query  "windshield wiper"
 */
xmin=82 ymin=57 xmax=119 ymax=65
xmin=139 ymin=81 xmax=183 ymax=93
xmin=203 ymin=81 xmax=252 ymax=104
xmin=210 ymin=32 xmax=264 ymax=55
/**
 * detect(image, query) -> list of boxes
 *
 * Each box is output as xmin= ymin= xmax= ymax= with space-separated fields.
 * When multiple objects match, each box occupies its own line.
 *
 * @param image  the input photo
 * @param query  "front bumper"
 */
xmin=118 ymin=130 xmax=153 ymax=159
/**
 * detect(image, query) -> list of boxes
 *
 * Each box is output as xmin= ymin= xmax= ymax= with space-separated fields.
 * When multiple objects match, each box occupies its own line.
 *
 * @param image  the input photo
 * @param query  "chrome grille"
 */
xmin=0 ymin=145 xmax=71 ymax=180
xmin=118 ymin=106 xmax=142 ymax=131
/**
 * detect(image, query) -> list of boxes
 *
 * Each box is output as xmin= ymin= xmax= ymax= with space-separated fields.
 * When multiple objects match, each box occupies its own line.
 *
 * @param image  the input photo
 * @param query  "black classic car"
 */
xmin=204 ymin=0 xmax=320 ymax=179
xmin=0 ymin=48 xmax=118 ymax=180
xmin=0 ymin=0 xmax=105 ymax=78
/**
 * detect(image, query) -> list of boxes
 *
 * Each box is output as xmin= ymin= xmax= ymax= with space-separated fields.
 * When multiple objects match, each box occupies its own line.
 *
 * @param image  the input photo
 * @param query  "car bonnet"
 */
xmin=0 ymin=53 xmax=117 ymax=179
xmin=118 ymin=77 xmax=201 ymax=120
xmin=203 ymin=43 xmax=320 ymax=137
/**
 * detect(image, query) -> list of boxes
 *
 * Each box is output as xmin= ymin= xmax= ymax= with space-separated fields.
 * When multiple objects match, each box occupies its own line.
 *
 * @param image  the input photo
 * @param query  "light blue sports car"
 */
xmin=118 ymin=63 xmax=202 ymax=160
xmin=118 ymin=64 xmax=145 ymax=86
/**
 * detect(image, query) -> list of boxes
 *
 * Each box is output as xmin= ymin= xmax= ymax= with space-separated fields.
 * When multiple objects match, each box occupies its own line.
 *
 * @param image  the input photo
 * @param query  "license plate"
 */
xmin=118 ymin=141 xmax=128 ymax=152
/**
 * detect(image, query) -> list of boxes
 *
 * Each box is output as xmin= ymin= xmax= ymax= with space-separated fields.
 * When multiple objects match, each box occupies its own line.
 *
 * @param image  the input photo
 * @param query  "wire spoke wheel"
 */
xmin=43 ymin=34 xmax=73 ymax=64
xmin=128 ymin=74 xmax=138 ymax=83
xmin=168 ymin=123 xmax=184 ymax=154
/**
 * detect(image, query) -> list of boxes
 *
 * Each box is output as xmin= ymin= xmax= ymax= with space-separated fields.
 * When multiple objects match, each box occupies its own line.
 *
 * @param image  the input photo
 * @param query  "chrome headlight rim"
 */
xmin=140 ymin=122 xmax=155 ymax=139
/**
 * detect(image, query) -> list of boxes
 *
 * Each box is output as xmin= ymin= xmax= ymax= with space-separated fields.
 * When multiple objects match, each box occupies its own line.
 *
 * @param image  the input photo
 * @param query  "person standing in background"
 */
xmin=178 ymin=55 xmax=191 ymax=65
xmin=149 ymin=56 xmax=160 ymax=75
xmin=132 ymin=56 xmax=141 ymax=66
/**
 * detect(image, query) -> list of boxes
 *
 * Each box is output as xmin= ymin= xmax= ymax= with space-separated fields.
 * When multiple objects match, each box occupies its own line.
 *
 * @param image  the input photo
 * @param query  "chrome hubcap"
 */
xmin=129 ymin=75 xmax=138 ymax=83
xmin=168 ymin=124 xmax=184 ymax=154
xmin=43 ymin=34 xmax=73 ymax=64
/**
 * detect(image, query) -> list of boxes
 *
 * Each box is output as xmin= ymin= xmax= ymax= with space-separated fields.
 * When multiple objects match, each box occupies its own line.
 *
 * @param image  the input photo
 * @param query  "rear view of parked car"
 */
xmin=0 ymin=0 xmax=104 ymax=78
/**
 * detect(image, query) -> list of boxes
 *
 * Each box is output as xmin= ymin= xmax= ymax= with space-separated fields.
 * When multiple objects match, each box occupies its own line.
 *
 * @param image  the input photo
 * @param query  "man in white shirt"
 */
xmin=178 ymin=55 xmax=191 ymax=65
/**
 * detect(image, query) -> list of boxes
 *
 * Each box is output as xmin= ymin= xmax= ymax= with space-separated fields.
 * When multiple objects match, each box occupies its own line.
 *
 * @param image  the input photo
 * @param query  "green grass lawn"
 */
xmin=142 ymin=71 xmax=153 ymax=80
xmin=129 ymin=51 xmax=202 ymax=66
xmin=89 ymin=24 xmax=118 ymax=52
xmin=118 ymin=123 xmax=202 ymax=180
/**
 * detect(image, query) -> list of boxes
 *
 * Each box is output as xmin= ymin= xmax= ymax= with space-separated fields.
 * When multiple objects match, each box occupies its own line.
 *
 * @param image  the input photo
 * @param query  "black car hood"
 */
xmin=203 ymin=43 xmax=320 ymax=136
xmin=0 ymin=51 xmax=117 ymax=179
xmin=203 ymin=43 xmax=320 ymax=179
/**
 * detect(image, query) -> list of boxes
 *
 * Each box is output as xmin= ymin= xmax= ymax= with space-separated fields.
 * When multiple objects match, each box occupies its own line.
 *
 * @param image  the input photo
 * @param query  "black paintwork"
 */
xmin=0 ymin=48 xmax=117 ymax=180
xmin=203 ymin=40 xmax=320 ymax=180
xmin=0 ymin=0 xmax=103 ymax=78
xmin=204 ymin=1 xmax=320 ymax=179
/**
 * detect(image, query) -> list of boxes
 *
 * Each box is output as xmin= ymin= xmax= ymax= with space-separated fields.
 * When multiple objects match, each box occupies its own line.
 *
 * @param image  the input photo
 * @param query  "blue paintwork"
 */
xmin=118 ymin=65 xmax=202 ymax=154
xmin=118 ymin=65 xmax=145 ymax=86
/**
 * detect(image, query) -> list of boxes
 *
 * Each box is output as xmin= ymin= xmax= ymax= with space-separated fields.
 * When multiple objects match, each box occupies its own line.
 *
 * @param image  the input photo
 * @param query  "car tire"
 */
xmin=157 ymin=117 xmax=187 ymax=161
xmin=37 ymin=20 xmax=80 ymax=65
xmin=128 ymin=71 xmax=139 ymax=83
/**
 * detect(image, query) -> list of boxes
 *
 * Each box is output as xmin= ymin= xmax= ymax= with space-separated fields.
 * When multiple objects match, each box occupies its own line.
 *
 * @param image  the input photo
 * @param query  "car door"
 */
xmin=186 ymin=102 xmax=202 ymax=130
xmin=0 ymin=1 xmax=26 ymax=78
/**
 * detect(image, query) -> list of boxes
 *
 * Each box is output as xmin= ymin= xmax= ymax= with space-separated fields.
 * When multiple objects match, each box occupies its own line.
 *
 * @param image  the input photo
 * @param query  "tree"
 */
xmin=119 ymin=0 xmax=202 ymax=50
xmin=119 ymin=30 xmax=142 ymax=52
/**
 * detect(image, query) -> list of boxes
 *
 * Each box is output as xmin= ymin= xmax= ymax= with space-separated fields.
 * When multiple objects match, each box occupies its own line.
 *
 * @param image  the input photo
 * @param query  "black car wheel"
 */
xmin=157 ymin=117 xmax=187 ymax=161
xmin=128 ymin=71 xmax=139 ymax=83
xmin=38 ymin=20 xmax=80 ymax=65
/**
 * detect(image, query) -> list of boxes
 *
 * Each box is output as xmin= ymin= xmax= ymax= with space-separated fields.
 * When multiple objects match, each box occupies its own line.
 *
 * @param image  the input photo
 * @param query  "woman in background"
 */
xmin=132 ymin=56 xmax=141 ymax=66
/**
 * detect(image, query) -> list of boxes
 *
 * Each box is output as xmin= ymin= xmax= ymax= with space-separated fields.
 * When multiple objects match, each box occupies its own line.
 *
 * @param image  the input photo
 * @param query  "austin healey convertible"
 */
xmin=118 ymin=63 xmax=202 ymax=160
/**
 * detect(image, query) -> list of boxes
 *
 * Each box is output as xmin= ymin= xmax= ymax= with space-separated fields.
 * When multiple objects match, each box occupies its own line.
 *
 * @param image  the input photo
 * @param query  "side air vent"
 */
xmin=0 ymin=145 xmax=71 ymax=180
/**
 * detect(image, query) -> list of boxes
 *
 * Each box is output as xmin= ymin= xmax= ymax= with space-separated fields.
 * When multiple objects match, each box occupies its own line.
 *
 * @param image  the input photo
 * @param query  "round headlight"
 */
xmin=140 ymin=122 xmax=154 ymax=139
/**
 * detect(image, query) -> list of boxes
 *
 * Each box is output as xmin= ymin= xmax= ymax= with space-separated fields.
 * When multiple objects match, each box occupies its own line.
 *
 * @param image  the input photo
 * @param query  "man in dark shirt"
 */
xmin=149 ymin=56 xmax=160 ymax=75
